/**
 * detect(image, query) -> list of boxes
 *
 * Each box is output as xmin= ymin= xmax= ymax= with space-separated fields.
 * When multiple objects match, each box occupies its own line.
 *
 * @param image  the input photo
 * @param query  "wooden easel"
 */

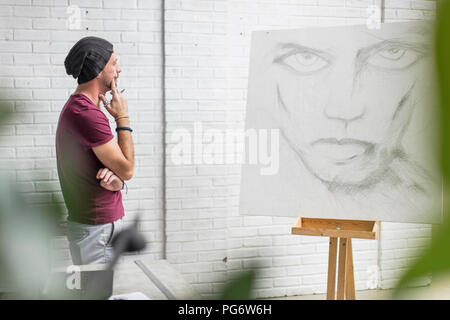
xmin=291 ymin=217 xmax=380 ymax=300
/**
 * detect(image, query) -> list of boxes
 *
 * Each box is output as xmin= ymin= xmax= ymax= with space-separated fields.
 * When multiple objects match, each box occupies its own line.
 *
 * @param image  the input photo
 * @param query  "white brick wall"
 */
xmin=0 ymin=0 xmax=436 ymax=299
xmin=221 ymin=0 xmax=436 ymax=299
xmin=0 ymin=0 xmax=164 ymax=264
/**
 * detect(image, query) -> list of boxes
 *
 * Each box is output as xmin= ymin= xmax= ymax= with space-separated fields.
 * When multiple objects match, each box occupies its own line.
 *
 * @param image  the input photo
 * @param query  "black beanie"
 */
xmin=64 ymin=36 xmax=114 ymax=84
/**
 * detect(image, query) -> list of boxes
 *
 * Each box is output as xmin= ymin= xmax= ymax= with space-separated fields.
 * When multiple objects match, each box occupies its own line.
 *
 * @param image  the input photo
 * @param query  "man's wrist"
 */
xmin=115 ymin=114 xmax=129 ymax=121
xmin=116 ymin=118 xmax=130 ymax=126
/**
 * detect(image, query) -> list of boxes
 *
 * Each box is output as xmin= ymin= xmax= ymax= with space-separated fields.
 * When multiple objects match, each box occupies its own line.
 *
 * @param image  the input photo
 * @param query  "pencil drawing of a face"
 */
xmin=240 ymin=22 xmax=441 ymax=223
xmin=272 ymin=25 xmax=431 ymax=192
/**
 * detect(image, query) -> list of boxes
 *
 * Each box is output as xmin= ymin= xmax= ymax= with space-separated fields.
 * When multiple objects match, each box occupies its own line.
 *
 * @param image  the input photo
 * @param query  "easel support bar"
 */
xmin=292 ymin=217 xmax=379 ymax=300
xmin=326 ymin=237 xmax=337 ymax=299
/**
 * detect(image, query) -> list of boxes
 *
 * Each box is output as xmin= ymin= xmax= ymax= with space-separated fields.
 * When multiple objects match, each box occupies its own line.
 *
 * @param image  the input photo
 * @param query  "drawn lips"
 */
xmin=311 ymin=138 xmax=372 ymax=162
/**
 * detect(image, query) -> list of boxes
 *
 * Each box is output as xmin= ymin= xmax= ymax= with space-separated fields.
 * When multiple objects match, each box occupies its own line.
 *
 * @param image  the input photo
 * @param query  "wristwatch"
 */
xmin=116 ymin=126 xmax=133 ymax=132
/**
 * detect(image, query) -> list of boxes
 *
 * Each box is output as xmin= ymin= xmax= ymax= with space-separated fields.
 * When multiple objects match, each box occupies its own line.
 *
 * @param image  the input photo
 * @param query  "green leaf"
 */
xmin=219 ymin=268 xmax=257 ymax=300
xmin=437 ymin=0 xmax=450 ymax=180
xmin=0 ymin=174 xmax=63 ymax=298
xmin=395 ymin=0 xmax=450 ymax=295
xmin=395 ymin=219 xmax=450 ymax=294
xmin=0 ymin=101 xmax=13 ymax=124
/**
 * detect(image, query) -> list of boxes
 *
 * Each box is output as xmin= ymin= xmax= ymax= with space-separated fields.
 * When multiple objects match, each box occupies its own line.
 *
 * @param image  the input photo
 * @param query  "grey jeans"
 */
xmin=67 ymin=218 xmax=124 ymax=265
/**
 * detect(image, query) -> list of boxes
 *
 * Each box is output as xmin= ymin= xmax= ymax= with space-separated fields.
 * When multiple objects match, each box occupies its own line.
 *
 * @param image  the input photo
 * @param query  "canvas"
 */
xmin=239 ymin=21 xmax=442 ymax=224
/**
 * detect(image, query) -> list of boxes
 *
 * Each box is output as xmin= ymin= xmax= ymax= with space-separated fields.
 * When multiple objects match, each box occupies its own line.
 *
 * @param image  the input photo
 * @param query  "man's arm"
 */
xmin=97 ymin=167 xmax=124 ymax=191
xmin=93 ymin=79 xmax=134 ymax=181
xmin=92 ymin=117 xmax=134 ymax=180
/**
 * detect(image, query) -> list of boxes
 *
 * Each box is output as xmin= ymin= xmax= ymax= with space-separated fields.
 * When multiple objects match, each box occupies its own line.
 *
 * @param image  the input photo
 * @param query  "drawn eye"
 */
xmin=275 ymin=50 xmax=330 ymax=74
xmin=368 ymin=46 xmax=423 ymax=70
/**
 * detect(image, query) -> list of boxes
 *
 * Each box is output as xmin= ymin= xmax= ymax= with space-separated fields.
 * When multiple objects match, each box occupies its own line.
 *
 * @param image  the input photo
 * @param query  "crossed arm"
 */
xmin=92 ymin=116 xmax=134 ymax=192
xmin=93 ymin=125 xmax=134 ymax=192
xmin=93 ymin=121 xmax=134 ymax=192
xmin=97 ymin=167 xmax=124 ymax=192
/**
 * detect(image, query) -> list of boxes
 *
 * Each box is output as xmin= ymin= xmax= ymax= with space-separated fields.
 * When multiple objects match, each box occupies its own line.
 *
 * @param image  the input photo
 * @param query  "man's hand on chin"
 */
xmin=97 ymin=167 xmax=123 ymax=191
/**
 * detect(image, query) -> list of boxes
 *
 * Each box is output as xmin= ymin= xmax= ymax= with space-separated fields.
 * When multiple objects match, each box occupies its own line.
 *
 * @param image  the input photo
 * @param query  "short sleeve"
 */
xmin=71 ymin=105 xmax=114 ymax=149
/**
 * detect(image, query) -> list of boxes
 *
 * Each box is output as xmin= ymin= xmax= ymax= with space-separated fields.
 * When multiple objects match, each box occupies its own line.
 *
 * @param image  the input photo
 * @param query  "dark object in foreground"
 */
xmin=107 ymin=217 xmax=146 ymax=271
xmin=41 ymin=217 xmax=146 ymax=300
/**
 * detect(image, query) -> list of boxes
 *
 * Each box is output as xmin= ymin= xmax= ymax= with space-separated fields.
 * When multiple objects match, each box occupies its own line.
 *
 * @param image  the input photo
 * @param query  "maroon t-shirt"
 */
xmin=56 ymin=94 xmax=124 ymax=225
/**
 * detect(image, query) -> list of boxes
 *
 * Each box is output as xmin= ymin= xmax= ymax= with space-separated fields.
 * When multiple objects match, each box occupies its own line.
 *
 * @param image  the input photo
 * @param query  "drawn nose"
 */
xmin=324 ymin=102 xmax=365 ymax=124
xmin=323 ymin=66 xmax=365 ymax=125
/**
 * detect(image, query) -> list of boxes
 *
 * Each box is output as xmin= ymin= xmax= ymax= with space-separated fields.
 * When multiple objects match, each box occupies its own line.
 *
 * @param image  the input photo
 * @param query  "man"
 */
xmin=56 ymin=36 xmax=135 ymax=265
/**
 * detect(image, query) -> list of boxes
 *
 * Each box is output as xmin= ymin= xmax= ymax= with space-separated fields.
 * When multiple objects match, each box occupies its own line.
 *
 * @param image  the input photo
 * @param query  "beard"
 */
xmin=97 ymin=75 xmax=114 ymax=95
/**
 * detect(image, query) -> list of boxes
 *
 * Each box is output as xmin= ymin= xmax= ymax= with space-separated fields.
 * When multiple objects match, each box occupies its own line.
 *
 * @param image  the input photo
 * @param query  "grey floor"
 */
xmin=270 ymin=275 xmax=450 ymax=300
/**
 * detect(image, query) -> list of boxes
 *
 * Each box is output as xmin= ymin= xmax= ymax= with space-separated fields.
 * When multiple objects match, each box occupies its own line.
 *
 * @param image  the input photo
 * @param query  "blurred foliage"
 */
xmin=219 ymin=269 xmax=257 ymax=300
xmin=395 ymin=0 xmax=450 ymax=295
xmin=0 ymin=101 xmax=64 ymax=299
xmin=0 ymin=178 xmax=63 ymax=299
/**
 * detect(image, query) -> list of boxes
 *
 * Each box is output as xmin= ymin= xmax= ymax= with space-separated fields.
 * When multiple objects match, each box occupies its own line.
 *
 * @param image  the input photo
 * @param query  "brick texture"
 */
xmin=0 ymin=0 xmax=436 ymax=299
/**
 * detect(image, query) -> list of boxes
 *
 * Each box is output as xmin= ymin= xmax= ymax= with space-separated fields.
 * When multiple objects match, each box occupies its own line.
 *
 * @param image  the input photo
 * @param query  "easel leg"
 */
xmin=337 ymin=238 xmax=348 ymax=300
xmin=326 ymin=237 xmax=338 ymax=300
xmin=345 ymin=238 xmax=356 ymax=300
